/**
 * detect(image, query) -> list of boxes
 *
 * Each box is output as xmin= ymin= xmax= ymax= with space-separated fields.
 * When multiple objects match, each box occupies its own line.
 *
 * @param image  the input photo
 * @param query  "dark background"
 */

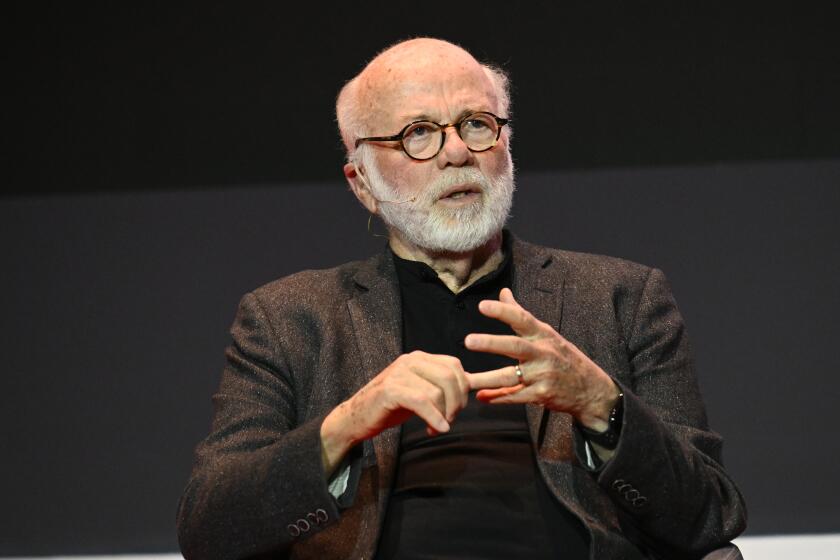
xmin=5 ymin=2 xmax=839 ymax=194
xmin=2 ymin=2 xmax=839 ymax=555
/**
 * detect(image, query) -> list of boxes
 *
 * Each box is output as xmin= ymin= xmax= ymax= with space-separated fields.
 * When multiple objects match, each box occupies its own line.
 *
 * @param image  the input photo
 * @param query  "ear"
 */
xmin=344 ymin=161 xmax=379 ymax=214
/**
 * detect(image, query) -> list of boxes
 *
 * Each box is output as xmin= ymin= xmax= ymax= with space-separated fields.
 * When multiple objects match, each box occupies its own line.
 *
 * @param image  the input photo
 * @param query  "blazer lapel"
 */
xmin=511 ymin=237 xmax=573 ymax=462
xmin=346 ymin=251 xmax=403 ymax=527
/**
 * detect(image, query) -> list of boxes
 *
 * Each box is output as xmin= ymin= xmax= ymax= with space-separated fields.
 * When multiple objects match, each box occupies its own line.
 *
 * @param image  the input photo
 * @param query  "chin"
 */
xmin=400 ymin=213 xmax=506 ymax=254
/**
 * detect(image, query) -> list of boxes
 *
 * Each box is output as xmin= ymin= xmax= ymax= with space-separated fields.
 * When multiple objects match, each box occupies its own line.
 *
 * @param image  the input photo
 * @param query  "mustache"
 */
xmin=420 ymin=168 xmax=491 ymax=203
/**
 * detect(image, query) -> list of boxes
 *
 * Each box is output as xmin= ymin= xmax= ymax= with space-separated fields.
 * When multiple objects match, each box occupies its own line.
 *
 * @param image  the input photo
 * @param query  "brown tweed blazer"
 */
xmin=177 ymin=235 xmax=746 ymax=559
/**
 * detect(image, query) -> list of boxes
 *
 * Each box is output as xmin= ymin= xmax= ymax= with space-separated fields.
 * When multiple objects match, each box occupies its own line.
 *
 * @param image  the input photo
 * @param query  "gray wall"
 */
xmin=2 ymin=159 xmax=838 ymax=554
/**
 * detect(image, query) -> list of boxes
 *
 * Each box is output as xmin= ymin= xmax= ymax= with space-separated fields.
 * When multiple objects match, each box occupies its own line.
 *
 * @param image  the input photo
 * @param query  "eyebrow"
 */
xmin=398 ymin=108 xmax=487 ymax=125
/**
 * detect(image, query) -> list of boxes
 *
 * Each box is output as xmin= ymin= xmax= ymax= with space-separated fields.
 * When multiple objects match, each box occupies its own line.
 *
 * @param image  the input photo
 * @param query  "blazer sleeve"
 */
xmin=593 ymin=267 xmax=747 ymax=557
xmin=176 ymin=292 xmax=343 ymax=560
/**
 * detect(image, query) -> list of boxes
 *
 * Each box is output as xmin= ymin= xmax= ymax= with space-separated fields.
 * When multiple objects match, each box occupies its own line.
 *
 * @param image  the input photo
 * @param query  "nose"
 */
xmin=436 ymin=124 xmax=472 ymax=168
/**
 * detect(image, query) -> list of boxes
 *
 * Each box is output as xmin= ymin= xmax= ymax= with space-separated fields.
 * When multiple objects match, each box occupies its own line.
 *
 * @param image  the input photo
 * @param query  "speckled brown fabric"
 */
xmin=176 ymin=234 xmax=746 ymax=559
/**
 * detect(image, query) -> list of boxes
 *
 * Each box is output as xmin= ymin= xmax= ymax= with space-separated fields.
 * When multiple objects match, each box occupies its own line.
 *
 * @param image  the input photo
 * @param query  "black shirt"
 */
xmin=375 ymin=243 xmax=590 ymax=559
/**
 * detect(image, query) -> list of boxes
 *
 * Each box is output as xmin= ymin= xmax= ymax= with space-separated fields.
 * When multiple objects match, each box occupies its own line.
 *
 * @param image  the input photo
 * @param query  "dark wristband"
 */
xmin=578 ymin=391 xmax=624 ymax=450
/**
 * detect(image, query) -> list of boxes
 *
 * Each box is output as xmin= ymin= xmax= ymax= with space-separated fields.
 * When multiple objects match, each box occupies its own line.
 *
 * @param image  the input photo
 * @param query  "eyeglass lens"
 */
xmin=402 ymin=113 xmax=500 ymax=160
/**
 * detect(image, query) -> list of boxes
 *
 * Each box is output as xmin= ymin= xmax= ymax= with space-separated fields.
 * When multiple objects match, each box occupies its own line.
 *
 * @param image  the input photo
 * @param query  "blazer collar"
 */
xmin=347 ymin=248 xmax=403 ymax=387
xmin=510 ymin=236 xmax=570 ymax=454
xmin=346 ymin=249 xmax=403 ymax=524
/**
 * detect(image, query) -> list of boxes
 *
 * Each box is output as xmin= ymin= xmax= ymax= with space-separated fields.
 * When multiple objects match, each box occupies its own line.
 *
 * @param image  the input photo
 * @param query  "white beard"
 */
xmin=358 ymin=148 xmax=516 ymax=253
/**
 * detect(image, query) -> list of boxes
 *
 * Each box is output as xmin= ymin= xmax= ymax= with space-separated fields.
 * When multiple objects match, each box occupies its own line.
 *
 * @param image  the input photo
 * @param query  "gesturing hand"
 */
xmin=320 ymin=351 xmax=470 ymax=475
xmin=465 ymin=288 xmax=620 ymax=431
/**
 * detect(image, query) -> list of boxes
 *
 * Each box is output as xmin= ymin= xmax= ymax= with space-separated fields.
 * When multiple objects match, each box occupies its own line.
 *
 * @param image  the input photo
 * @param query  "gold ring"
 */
xmin=515 ymin=364 xmax=524 ymax=383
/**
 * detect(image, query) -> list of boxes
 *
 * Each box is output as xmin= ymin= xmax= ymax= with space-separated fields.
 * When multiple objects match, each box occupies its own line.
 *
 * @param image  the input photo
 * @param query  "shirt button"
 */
xmin=455 ymin=301 xmax=466 ymax=310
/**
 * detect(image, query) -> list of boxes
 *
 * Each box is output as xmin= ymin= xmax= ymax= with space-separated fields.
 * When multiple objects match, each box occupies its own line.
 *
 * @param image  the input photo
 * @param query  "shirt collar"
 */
xmin=390 ymin=230 xmax=514 ymax=293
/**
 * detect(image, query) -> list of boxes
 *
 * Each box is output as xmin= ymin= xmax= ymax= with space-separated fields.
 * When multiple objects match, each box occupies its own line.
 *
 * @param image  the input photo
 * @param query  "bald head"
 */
xmin=336 ymin=38 xmax=510 ymax=158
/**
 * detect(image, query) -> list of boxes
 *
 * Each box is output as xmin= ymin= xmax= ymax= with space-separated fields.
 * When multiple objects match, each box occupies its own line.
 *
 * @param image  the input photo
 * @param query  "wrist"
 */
xmin=577 ymin=380 xmax=624 ymax=451
xmin=577 ymin=378 xmax=621 ymax=431
xmin=320 ymin=402 xmax=357 ymax=477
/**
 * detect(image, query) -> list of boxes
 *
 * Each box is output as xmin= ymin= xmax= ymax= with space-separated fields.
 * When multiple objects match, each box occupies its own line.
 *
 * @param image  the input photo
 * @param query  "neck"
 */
xmin=389 ymin=231 xmax=505 ymax=293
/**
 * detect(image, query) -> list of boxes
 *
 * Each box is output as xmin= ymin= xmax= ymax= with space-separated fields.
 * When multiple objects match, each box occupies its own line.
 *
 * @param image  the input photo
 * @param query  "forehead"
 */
xmin=360 ymin=57 xmax=499 ymax=130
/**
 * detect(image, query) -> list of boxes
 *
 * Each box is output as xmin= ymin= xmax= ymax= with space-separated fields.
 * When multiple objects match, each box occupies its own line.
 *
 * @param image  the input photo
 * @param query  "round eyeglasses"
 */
xmin=354 ymin=111 xmax=510 ymax=161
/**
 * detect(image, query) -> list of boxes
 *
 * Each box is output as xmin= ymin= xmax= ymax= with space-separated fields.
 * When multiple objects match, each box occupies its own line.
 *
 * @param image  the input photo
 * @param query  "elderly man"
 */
xmin=177 ymin=38 xmax=746 ymax=559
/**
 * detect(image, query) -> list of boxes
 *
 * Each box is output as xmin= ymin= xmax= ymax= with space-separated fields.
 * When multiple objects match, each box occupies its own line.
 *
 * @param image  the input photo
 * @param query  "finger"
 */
xmin=403 ymin=352 xmax=469 ymax=413
xmin=468 ymin=365 xmax=521 ymax=390
xmin=464 ymin=333 xmax=537 ymax=360
xmin=477 ymin=299 xmax=542 ymax=337
xmin=499 ymin=287 xmax=517 ymax=304
xmin=397 ymin=378 xmax=451 ymax=433
xmin=427 ymin=354 xmax=470 ymax=409
xmin=411 ymin=361 xmax=463 ymax=422
xmin=475 ymin=384 xmax=526 ymax=401
xmin=478 ymin=384 xmax=535 ymax=404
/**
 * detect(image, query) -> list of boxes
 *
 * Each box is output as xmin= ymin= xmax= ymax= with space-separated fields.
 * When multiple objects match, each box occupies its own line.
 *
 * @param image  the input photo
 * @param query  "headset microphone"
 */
xmin=371 ymin=194 xmax=417 ymax=204
xmin=357 ymin=169 xmax=417 ymax=204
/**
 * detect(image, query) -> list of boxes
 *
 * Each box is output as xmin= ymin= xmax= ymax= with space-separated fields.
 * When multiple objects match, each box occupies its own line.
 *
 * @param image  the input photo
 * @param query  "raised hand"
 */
xmin=465 ymin=288 xmax=620 ymax=431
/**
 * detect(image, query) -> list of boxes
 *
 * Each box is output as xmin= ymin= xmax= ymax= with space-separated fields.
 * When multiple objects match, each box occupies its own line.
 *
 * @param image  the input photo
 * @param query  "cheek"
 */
xmin=480 ymin=144 xmax=512 ymax=178
xmin=379 ymin=155 xmax=429 ymax=192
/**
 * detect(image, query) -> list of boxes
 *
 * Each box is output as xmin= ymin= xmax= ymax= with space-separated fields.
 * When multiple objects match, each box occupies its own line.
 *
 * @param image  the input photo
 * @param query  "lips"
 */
xmin=438 ymin=184 xmax=482 ymax=200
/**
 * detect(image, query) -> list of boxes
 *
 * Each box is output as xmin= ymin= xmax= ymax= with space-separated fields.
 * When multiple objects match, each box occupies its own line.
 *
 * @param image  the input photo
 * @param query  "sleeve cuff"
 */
xmin=327 ymin=462 xmax=351 ymax=499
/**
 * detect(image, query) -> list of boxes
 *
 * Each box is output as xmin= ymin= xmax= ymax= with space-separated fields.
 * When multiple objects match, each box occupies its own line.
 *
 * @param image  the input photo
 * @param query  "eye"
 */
xmin=462 ymin=116 xmax=492 ymax=131
xmin=404 ymin=122 xmax=437 ymax=139
xmin=461 ymin=114 xmax=495 ymax=132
